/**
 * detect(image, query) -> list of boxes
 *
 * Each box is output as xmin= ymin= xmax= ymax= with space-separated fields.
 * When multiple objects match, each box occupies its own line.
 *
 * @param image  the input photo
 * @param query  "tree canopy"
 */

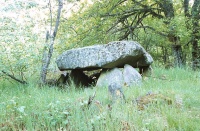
xmin=0 ymin=0 xmax=199 ymax=84
xmin=59 ymin=0 xmax=199 ymax=69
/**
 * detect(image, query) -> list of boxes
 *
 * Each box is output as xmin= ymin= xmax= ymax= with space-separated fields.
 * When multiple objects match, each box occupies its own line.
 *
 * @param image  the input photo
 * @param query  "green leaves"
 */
xmin=0 ymin=0 xmax=52 ymax=81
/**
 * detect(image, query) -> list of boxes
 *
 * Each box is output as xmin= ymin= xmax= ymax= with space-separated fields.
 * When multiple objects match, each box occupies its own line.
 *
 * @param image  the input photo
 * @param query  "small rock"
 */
xmin=108 ymin=83 xmax=125 ymax=101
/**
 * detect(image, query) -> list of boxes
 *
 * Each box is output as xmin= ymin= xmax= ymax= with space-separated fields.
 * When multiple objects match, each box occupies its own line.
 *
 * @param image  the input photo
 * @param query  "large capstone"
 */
xmin=56 ymin=41 xmax=153 ymax=70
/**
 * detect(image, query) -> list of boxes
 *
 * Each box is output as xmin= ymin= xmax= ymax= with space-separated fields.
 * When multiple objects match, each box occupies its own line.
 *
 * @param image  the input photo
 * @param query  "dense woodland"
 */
xmin=0 ymin=0 xmax=199 ymax=83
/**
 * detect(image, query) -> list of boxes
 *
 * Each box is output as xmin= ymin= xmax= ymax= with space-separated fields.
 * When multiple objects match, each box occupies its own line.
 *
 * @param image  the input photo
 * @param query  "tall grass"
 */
xmin=0 ymin=67 xmax=200 ymax=130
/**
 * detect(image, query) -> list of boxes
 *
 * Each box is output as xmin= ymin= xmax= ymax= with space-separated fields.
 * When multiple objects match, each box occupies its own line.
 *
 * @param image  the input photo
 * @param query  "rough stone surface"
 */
xmin=96 ymin=64 xmax=142 ymax=87
xmin=56 ymin=41 xmax=153 ymax=70
xmin=108 ymin=83 xmax=125 ymax=101
xmin=96 ymin=68 xmax=123 ymax=87
xmin=123 ymin=64 xmax=142 ymax=86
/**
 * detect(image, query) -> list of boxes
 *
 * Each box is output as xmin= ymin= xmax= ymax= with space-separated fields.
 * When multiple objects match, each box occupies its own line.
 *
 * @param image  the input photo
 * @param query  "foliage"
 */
xmin=58 ymin=0 xmax=199 ymax=68
xmin=0 ymin=0 xmax=49 ymax=80
xmin=0 ymin=0 xmax=199 ymax=83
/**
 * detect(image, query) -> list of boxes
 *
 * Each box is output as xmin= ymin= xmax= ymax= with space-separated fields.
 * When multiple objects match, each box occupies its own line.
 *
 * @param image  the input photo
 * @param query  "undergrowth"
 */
xmin=0 ymin=67 xmax=200 ymax=130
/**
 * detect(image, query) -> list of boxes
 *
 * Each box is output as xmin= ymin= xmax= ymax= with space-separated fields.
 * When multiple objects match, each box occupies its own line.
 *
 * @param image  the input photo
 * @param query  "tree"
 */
xmin=191 ymin=0 xmax=200 ymax=70
xmin=101 ymin=0 xmax=185 ymax=67
xmin=184 ymin=0 xmax=200 ymax=70
xmin=0 ymin=0 xmax=48 ymax=83
xmin=61 ymin=0 xmax=199 ymax=69
xmin=40 ymin=0 xmax=63 ymax=84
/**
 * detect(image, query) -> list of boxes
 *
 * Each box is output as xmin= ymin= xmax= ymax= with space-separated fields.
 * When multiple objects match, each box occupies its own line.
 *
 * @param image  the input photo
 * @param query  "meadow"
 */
xmin=0 ymin=67 xmax=200 ymax=130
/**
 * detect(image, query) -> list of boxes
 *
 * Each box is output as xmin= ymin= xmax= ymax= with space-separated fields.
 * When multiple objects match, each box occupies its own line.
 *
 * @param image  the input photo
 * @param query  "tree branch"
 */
xmin=53 ymin=0 xmax=63 ymax=40
xmin=105 ymin=0 xmax=164 ymax=35
xmin=87 ymin=91 xmax=96 ymax=108
xmin=2 ymin=70 xmax=27 ymax=84
xmin=137 ymin=26 xmax=168 ymax=37
xmin=183 ymin=0 xmax=190 ymax=17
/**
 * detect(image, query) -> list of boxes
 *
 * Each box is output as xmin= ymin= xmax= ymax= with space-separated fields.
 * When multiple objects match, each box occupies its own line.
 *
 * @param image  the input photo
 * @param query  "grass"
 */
xmin=0 ymin=67 xmax=200 ymax=130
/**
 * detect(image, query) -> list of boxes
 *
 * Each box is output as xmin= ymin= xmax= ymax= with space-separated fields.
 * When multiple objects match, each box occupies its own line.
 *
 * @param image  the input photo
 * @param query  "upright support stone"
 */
xmin=123 ymin=64 xmax=142 ymax=86
xmin=96 ymin=64 xmax=142 ymax=87
xmin=96 ymin=68 xmax=123 ymax=87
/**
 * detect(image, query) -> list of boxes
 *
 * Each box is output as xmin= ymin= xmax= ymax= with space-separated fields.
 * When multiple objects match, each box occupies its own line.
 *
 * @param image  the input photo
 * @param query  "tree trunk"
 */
xmin=191 ymin=0 xmax=200 ymax=70
xmin=172 ymin=45 xmax=183 ymax=67
xmin=191 ymin=39 xmax=199 ymax=70
xmin=40 ymin=0 xmax=63 ymax=84
xmin=167 ymin=33 xmax=183 ymax=67
xmin=160 ymin=0 xmax=184 ymax=67
xmin=191 ymin=18 xmax=199 ymax=70
xmin=161 ymin=46 xmax=169 ymax=64
xmin=170 ymin=39 xmax=183 ymax=68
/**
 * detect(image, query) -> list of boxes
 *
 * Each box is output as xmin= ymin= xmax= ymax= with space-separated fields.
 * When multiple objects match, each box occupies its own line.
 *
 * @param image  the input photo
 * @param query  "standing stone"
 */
xmin=96 ymin=68 xmax=123 ymax=87
xmin=96 ymin=64 xmax=142 ymax=88
xmin=123 ymin=64 xmax=142 ymax=87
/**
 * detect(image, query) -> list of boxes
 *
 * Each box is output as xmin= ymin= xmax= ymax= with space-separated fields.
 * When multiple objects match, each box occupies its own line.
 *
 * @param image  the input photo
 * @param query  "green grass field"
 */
xmin=0 ymin=68 xmax=200 ymax=130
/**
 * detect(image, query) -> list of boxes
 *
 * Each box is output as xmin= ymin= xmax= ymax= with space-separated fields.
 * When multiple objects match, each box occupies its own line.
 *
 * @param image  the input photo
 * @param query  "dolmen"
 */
xmin=56 ymin=41 xmax=153 ymax=89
